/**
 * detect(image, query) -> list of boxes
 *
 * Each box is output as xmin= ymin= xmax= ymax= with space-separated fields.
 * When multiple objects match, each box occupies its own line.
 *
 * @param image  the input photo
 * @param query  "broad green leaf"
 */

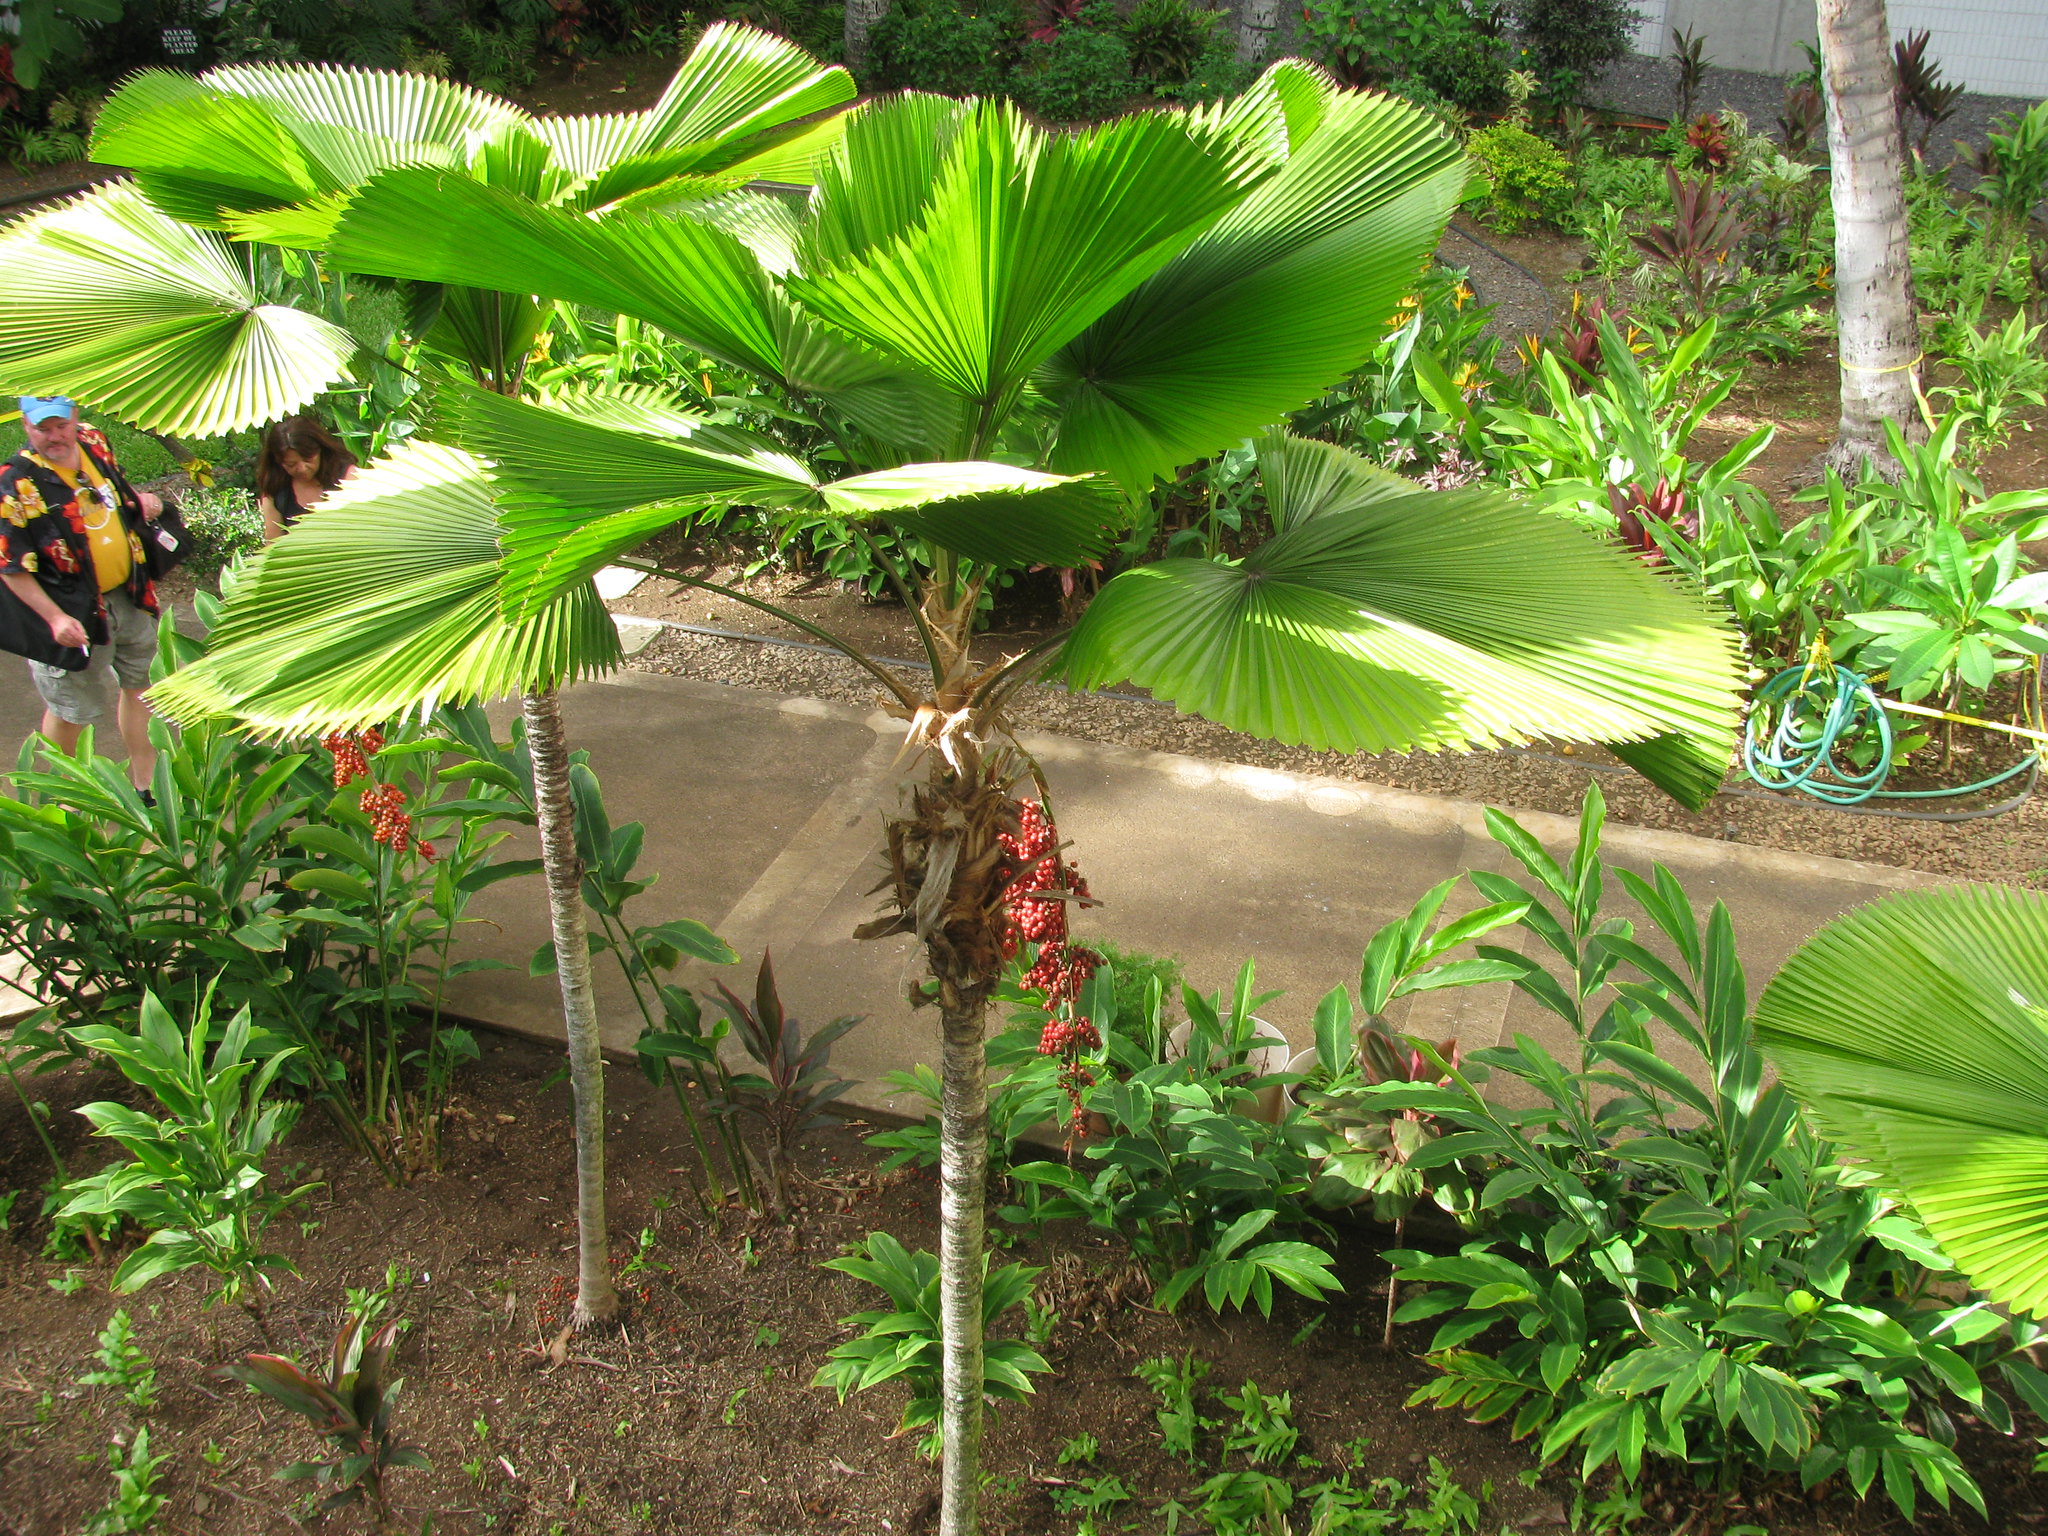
xmin=1756 ymin=886 xmax=2048 ymax=1318
xmin=0 ymin=183 xmax=358 ymax=436
xmin=1059 ymin=437 xmax=1742 ymax=805
xmin=149 ymin=441 xmax=619 ymax=736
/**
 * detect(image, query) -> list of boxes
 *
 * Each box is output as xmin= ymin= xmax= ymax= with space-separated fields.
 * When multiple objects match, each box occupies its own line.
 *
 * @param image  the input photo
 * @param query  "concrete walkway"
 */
xmin=0 ymin=647 xmax=1946 ymax=1114
xmin=434 ymin=670 xmax=1942 ymax=1118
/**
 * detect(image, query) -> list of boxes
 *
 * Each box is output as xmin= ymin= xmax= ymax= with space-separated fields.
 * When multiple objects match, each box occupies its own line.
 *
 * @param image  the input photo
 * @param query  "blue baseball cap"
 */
xmin=18 ymin=396 xmax=76 ymax=425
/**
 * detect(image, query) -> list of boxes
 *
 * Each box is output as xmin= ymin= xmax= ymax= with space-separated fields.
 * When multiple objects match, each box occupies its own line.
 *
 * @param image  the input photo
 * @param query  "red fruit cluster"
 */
xmin=320 ymin=726 xmax=385 ymax=789
xmin=361 ymin=782 xmax=412 ymax=852
xmin=999 ymin=800 xmax=1091 ymax=948
xmin=1038 ymin=1015 xmax=1101 ymax=1056
xmin=1024 ymin=941 xmax=1099 ymax=1005
xmin=1000 ymin=798 xmax=1109 ymax=1138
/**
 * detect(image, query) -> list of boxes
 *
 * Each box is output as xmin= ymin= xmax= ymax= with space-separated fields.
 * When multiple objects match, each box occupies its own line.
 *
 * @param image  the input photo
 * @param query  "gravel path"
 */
xmin=1590 ymin=54 xmax=2041 ymax=176
xmin=627 ymin=627 xmax=2048 ymax=883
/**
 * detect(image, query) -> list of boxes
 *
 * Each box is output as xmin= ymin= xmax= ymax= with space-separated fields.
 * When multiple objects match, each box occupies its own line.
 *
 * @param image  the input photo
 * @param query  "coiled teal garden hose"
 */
xmin=1743 ymin=664 xmax=2041 ymax=807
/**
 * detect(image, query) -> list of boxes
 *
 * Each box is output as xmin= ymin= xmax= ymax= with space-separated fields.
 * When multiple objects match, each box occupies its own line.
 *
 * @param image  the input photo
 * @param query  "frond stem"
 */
xmin=612 ymin=559 xmax=919 ymax=713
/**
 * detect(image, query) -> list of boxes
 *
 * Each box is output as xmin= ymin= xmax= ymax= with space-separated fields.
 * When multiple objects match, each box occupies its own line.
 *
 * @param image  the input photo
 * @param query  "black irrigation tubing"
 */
xmin=642 ymin=615 xmax=2040 ymax=822
xmin=1440 ymin=221 xmax=1552 ymax=295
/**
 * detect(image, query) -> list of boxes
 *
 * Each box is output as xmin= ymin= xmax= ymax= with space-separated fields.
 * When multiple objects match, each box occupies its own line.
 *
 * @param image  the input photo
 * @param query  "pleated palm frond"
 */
xmin=1040 ymin=63 xmax=1468 ymax=493
xmin=1754 ymin=887 xmax=2048 ymax=1319
xmin=327 ymin=168 xmax=791 ymax=377
xmin=784 ymin=100 xmax=1273 ymax=420
xmin=148 ymin=441 xmax=619 ymax=736
xmin=0 ymin=183 xmax=358 ymax=436
xmin=1059 ymin=434 xmax=1742 ymax=806
xmin=447 ymin=385 xmax=1122 ymax=614
xmin=325 ymin=164 xmax=959 ymax=455
xmin=559 ymin=23 xmax=855 ymax=209
xmin=90 ymin=23 xmax=851 ymax=232
xmin=89 ymin=63 xmax=519 ymax=225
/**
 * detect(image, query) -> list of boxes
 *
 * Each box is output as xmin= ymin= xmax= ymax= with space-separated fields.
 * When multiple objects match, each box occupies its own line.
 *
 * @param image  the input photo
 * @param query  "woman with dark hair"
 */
xmin=255 ymin=415 xmax=357 ymax=541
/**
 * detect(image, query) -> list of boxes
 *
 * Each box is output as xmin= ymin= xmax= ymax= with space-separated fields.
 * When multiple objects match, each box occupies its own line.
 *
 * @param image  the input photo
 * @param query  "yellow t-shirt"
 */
xmin=49 ymin=457 xmax=130 ymax=592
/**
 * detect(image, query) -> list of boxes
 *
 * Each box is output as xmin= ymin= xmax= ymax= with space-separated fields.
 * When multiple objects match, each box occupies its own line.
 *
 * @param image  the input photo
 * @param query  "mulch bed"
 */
xmin=4 ymin=1030 xmax=2044 ymax=1536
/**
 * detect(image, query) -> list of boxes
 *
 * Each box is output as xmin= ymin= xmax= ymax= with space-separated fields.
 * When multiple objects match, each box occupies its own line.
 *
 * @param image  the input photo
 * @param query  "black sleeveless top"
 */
xmin=274 ymin=482 xmax=305 ymax=527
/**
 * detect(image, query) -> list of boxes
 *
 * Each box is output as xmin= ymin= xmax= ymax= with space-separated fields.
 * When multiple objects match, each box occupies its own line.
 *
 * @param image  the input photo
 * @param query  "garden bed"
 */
xmin=3 ymin=1027 xmax=2042 ymax=1536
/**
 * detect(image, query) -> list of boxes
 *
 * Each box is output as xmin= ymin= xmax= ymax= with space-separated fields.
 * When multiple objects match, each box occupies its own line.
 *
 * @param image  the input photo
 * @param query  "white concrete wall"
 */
xmin=1888 ymin=0 xmax=2048 ymax=99
xmin=1651 ymin=0 xmax=1818 ymax=78
xmin=1641 ymin=0 xmax=2048 ymax=99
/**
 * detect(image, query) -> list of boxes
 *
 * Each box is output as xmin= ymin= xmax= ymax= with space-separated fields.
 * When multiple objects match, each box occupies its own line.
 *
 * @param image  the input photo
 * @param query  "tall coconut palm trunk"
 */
xmin=1819 ymin=0 xmax=1924 ymax=473
xmin=845 ymin=0 xmax=890 ymax=67
xmin=524 ymin=686 xmax=620 ymax=1328
xmin=1236 ymin=0 xmax=1283 ymax=65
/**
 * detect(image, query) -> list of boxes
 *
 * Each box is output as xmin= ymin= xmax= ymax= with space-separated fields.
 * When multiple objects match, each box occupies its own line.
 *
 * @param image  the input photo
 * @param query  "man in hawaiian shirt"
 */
xmin=0 ymin=396 xmax=165 ymax=788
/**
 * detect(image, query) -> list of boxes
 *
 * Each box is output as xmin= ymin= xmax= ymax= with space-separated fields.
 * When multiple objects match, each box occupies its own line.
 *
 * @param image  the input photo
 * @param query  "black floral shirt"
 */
xmin=0 ymin=424 xmax=160 ymax=630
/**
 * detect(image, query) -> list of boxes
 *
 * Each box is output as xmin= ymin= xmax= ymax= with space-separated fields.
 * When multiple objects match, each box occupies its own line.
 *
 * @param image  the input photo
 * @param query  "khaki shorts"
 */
xmin=29 ymin=587 xmax=159 ymax=724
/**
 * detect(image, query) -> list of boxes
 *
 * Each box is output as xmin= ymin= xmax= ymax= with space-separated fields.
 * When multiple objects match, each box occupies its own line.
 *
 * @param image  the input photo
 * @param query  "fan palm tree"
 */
xmin=121 ymin=72 xmax=1744 ymax=1532
xmin=0 ymin=23 xmax=859 ymax=1331
xmin=1754 ymin=886 xmax=2048 ymax=1320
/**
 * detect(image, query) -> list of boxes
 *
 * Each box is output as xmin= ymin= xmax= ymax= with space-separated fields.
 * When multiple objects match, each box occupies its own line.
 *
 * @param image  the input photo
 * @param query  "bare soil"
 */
xmin=5 ymin=1031 xmax=2043 ymax=1536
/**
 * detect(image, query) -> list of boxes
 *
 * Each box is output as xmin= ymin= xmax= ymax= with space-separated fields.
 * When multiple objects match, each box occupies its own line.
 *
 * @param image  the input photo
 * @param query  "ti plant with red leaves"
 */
xmin=1893 ymin=29 xmax=1963 ymax=160
xmin=1777 ymin=81 xmax=1824 ymax=157
xmin=710 ymin=951 xmax=865 ymax=1214
xmin=216 ymin=1317 xmax=429 ymax=1527
xmin=1683 ymin=112 xmax=1734 ymax=173
xmin=1607 ymin=476 xmax=1695 ymax=565
xmin=1631 ymin=166 xmax=1746 ymax=325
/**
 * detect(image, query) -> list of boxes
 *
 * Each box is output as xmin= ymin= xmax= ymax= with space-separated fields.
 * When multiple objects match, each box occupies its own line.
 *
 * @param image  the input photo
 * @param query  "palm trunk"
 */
xmin=523 ymin=686 xmax=619 ymax=1328
xmin=1236 ymin=0 xmax=1281 ymax=65
xmin=936 ymin=985 xmax=989 ymax=1535
xmin=863 ymin=730 xmax=1017 ymax=1536
xmin=844 ymin=0 xmax=890 ymax=69
xmin=1819 ymin=0 xmax=1924 ymax=474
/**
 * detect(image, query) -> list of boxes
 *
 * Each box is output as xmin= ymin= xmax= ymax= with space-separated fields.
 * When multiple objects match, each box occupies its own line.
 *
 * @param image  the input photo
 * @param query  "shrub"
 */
xmin=0 ymin=648 xmax=535 ymax=1183
xmin=1510 ymin=0 xmax=1637 ymax=102
xmin=177 ymin=486 xmax=265 ymax=581
xmin=1465 ymin=121 xmax=1574 ymax=232
xmin=1299 ymin=0 xmax=1507 ymax=101
xmin=1409 ymin=27 xmax=1512 ymax=113
xmin=866 ymin=0 xmax=1015 ymax=94
xmin=1153 ymin=30 xmax=1254 ymax=103
xmin=1382 ymin=787 xmax=2048 ymax=1523
xmin=1012 ymin=2 xmax=1134 ymax=122
xmin=1123 ymin=0 xmax=1226 ymax=90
